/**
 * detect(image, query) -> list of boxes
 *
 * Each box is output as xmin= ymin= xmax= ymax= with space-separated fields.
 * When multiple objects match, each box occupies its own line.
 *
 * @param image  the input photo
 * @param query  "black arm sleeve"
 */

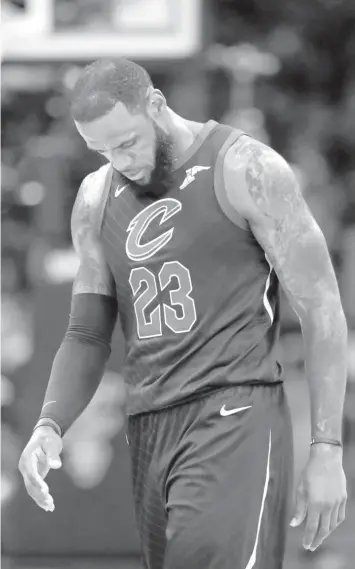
xmin=38 ymin=293 xmax=118 ymax=437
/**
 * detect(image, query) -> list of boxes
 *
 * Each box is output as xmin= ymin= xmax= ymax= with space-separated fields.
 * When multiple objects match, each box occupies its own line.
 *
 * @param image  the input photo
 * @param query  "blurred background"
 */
xmin=1 ymin=1 xmax=355 ymax=568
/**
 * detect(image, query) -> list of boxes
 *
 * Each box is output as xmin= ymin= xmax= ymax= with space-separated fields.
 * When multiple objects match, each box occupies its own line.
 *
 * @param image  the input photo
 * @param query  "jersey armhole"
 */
xmin=214 ymin=130 xmax=250 ymax=231
xmin=94 ymin=163 xmax=113 ymax=236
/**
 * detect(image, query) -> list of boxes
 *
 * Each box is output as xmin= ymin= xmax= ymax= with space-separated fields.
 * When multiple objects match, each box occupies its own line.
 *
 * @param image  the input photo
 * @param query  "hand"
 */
xmin=290 ymin=444 xmax=347 ymax=551
xmin=18 ymin=426 xmax=63 ymax=512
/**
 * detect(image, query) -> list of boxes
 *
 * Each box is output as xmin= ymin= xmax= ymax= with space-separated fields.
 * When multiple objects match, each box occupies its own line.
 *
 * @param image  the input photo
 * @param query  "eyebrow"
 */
xmin=86 ymin=134 xmax=137 ymax=152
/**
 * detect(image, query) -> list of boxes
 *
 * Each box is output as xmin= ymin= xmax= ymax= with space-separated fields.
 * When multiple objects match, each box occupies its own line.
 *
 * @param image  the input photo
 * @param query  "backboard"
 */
xmin=2 ymin=0 xmax=202 ymax=61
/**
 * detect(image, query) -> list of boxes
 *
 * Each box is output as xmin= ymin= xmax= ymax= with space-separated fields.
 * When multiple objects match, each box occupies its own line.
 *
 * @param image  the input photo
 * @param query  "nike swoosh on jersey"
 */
xmin=220 ymin=404 xmax=252 ymax=416
xmin=115 ymin=184 xmax=129 ymax=198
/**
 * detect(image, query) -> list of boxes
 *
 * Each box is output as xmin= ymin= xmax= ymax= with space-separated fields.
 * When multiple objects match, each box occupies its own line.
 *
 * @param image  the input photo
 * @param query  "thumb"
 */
xmin=47 ymin=456 xmax=62 ymax=469
xmin=290 ymin=484 xmax=307 ymax=527
xmin=42 ymin=438 xmax=62 ymax=469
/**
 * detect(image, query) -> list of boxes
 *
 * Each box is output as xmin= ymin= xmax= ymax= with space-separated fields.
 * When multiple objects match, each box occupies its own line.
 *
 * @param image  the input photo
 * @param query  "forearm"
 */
xmin=40 ymin=338 xmax=110 ymax=436
xmin=300 ymin=304 xmax=348 ymax=442
xmin=37 ymin=293 xmax=118 ymax=437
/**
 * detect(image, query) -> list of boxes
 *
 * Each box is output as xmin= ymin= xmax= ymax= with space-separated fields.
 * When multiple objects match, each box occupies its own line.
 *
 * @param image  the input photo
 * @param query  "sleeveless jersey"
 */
xmin=97 ymin=121 xmax=283 ymax=415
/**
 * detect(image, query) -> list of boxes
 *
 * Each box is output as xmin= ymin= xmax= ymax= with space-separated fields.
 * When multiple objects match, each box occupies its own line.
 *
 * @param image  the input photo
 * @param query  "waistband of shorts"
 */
xmin=127 ymin=380 xmax=284 ymax=420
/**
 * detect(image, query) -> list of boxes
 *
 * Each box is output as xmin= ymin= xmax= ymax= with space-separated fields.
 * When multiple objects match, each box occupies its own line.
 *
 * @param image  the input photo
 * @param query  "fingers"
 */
xmin=337 ymin=498 xmax=347 ymax=525
xmin=18 ymin=431 xmax=63 ymax=513
xmin=306 ymin=507 xmax=331 ymax=551
xmin=304 ymin=498 xmax=347 ymax=551
xmin=329 ymin=504 xmax=340 ymax=533
xmin=29 ymin=452 xmax=55 ymax=511
xmin=290 ymin=483 xmax=307 ymax=527
xmin=23 ymin=474 xmax=55 ymax=511
xmin=18 ymin=451 xmax=55 ymax=512
xmin=302 ymin=506 xmax=321 ymax=550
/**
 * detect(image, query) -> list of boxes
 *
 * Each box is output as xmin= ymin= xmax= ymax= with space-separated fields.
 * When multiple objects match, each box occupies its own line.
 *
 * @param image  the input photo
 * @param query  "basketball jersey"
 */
xmin=96 ymin=120 xmax=283 ymax=415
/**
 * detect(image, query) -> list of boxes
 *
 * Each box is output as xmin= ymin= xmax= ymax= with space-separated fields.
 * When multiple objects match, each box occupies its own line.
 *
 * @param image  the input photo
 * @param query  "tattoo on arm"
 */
xmin=235 ymin=139 xmax=342 ymax=322
xmin=227 ymin=138 xmax=348 ymax=441
xmin=71 ymin=173 xmax=116 ymax=297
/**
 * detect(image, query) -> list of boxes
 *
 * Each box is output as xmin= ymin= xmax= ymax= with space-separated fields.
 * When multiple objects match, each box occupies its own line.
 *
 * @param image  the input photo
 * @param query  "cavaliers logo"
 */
xmin=125 ymin=198 xmax=182 ymax=262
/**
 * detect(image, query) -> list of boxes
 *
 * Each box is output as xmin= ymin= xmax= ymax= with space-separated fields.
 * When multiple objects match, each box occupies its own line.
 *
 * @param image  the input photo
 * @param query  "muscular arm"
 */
xmin=224 ymin=137 xmax=347 ymax=448
xmin=71 ymin=172 xmax=116 ymax=297
xmin=36 ymin=172 xmax=118 ymax=436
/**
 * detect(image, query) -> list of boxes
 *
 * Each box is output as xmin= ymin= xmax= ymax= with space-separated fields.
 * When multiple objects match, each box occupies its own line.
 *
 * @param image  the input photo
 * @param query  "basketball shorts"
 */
xmin=126 ymin=383 xmax=294 ymax=569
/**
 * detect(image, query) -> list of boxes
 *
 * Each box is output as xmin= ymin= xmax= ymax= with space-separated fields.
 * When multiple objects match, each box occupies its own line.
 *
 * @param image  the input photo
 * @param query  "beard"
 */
xmin=121 ymin=125 xmax=175 ymax=200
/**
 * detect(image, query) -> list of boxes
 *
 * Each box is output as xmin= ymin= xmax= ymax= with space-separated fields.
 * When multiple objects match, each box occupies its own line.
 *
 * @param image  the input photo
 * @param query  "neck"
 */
xmin=164 ymin=108 xmax=204 ymax=162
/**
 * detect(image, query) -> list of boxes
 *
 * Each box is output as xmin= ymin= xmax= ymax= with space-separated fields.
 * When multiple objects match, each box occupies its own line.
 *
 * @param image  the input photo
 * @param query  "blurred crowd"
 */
xmin=1 ymin=0 xmax=355 ymax=566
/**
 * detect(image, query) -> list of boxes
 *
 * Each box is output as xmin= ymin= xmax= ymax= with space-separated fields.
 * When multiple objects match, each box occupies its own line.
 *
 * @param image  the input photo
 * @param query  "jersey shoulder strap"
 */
xmin=213 ymin=128 xmax=250 ymax=231
xmin=92 ymin=162 xmax=113 ymax=236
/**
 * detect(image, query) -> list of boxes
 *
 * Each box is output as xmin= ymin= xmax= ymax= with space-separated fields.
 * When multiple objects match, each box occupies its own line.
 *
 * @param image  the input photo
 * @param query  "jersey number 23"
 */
xmin=129 ymin=260 xmax=197 ymax=339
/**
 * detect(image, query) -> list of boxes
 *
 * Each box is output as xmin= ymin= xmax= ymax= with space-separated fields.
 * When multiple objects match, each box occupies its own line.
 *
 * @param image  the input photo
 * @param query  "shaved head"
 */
xmin=70 ymin=58 xmax=153 ymax=123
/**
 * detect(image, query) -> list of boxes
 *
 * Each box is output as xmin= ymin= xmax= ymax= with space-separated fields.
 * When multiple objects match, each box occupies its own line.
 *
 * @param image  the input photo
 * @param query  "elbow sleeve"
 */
xmin=66 ymin=292 xmax=118 ymax=347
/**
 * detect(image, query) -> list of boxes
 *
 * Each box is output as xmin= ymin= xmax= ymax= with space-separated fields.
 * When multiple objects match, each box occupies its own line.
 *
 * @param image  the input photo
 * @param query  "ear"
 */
xmin=146 ymin=88 xmax=166 ymax=119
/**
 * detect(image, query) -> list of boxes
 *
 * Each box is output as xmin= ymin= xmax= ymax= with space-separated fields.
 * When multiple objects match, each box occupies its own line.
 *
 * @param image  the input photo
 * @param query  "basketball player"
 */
xmin=18 ymin=59 xmax=347 ymax=568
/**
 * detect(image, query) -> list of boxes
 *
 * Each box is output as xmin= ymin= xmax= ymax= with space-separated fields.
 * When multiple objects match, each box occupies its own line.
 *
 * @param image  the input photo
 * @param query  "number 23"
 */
xmin=129 ymin=260 xmax=197 ymax=339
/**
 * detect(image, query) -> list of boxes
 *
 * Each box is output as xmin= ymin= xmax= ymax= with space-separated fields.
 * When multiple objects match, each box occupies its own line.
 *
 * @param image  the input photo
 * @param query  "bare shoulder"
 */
xmin=71 ymin=165 xmax=115 ymax=296
xmin=223 ymin=135 xmax=300 ymax=223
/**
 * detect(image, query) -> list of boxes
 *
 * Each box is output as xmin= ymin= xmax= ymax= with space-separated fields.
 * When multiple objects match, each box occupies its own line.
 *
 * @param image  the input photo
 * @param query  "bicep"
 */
xmin=73 ymin=249 xmax=116 ymax=296
xmin=224 ymin=140 xmax=341 ymax=319
xmin=71 ymin=174 xmax=116 ymax=297
xmin=249 ymin=195 xmax=340 ymax=318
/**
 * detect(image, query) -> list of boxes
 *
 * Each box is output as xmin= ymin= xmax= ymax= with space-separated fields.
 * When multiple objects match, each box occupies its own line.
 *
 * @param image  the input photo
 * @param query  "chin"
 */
xmin=134 ymin=176 xmax=149 ymax=186
xmin=140 ymin=170 xmax=153 ymax=184
xmin=127 ymin=169 xmax=151 ymax=185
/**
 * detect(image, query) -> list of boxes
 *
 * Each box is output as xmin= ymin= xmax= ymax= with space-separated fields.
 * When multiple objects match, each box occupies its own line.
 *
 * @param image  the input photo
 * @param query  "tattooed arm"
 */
xmin=223 ymin=136 xmax=347 ymax=550
xmin=223 ymin=137 xmax=347 ymax=443
xmin=71 ymin=170 xmax=116 ymax=297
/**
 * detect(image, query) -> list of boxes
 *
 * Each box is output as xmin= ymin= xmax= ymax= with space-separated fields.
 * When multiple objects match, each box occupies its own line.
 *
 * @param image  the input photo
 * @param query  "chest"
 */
xmin=100 ymin=173 xmax=234 ymax=282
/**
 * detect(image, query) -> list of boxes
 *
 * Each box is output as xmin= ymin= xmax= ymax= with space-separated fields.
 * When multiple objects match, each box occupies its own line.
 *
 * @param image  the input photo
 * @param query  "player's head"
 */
xmin=71 ymin=58 xmax=175 ymax=198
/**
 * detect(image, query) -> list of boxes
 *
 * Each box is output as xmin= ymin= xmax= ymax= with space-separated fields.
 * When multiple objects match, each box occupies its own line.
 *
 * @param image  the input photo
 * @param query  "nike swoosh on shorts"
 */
xmin=220 ymin=404 xmax=252 ymax=416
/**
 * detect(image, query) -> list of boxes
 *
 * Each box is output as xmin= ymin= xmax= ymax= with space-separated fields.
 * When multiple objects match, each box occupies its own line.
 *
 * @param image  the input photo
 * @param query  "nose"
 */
xmin=109 ymin=149 xmax=132 ymax=172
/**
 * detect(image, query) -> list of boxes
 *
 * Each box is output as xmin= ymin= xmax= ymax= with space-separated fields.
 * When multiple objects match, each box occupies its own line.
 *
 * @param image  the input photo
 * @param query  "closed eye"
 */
xmin=120 ymin=138 xmax=137 ymax=149
xmin=87 ymin=145 xmax=105 ymax=154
